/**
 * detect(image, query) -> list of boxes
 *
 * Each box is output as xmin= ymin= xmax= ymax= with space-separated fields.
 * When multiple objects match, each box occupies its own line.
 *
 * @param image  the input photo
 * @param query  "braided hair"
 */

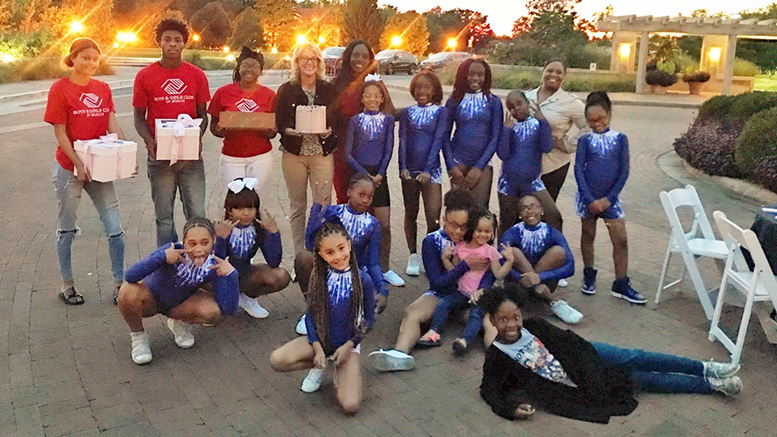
xmin=307 ymin=221 xmax=367 ymax=353
xmin=463 ymin=205 xmax=497 ymax=244
xmin=182 ymin=216 xmax=216 ymax=240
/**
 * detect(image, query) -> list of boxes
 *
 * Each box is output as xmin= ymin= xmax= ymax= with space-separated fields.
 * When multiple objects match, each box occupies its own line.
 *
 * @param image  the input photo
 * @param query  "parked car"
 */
xmin=376 ymin=50 xmax=419 ymax=75
xmin=323 ymin=46 xmax=344 ymax=77
xmin=420 ymin=51 xmax=472 ymax=71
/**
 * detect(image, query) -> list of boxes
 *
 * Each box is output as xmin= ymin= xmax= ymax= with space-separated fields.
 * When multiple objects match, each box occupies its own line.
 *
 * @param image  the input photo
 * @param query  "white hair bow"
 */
xmin=364 ymin=73 xmax=381 ymax=82
xmin=227 ymin=177 xmax=258 ymax=193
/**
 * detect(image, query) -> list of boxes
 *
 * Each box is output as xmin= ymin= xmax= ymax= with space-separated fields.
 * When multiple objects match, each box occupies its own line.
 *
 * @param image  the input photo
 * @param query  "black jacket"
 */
xmin=274 ymin=79 xmax=338 ymax=155
xmin=480 ymin=318 xmax=638 ymax=424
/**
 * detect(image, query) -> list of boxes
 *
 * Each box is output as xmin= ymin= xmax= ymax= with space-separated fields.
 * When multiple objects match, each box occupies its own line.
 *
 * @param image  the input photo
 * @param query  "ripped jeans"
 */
xmin=53 ymin=162 xmax=125 ymax=283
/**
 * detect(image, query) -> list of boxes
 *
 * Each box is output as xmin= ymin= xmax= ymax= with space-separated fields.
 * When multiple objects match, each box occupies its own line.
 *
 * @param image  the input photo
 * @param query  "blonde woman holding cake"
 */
xmin=209 ymin=47 xmax=278 ymax=193
xmin=275 ymin=42 xmax=337 ymax=255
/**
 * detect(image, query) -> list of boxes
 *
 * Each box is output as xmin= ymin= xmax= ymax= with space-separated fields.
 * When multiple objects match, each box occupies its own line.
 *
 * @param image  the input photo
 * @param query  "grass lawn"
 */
xmin=755 ymin=74 xmax=777 ymax=91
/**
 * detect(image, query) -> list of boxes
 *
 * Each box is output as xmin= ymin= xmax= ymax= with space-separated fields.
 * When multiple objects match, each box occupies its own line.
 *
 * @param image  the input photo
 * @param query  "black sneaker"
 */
xmin=611 ymin=277 xmax=646 ymax=305
xmin=581 ymin=267 xmax=597 ymax=295
xmin=113 ymin=285 xmax=120 ymax=305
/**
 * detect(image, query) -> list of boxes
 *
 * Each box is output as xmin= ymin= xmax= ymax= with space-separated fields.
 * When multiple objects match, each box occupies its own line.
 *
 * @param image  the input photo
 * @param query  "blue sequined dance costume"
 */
xmin=574 ymin=129 xmax=630 ymax=220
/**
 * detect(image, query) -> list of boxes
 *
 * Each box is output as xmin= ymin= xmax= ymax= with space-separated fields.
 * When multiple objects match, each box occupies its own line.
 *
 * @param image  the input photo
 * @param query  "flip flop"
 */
xmin=59 ymin=287 xmax=84 ymax=305
xmin=417 ymin=332 xmax=441 ymax=348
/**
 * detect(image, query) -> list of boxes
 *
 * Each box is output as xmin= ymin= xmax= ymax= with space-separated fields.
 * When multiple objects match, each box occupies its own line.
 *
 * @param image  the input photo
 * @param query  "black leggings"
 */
xmin=541 ymin=163 xmax=570 ymax=202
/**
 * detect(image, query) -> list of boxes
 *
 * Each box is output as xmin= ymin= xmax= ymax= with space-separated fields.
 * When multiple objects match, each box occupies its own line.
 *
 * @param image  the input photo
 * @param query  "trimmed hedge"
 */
xmin=674 ymin=120 xmax=742 ymax=178
xmin=736 ymin=106 xmax=777 ymax=175
xmin=437 ymin=65 xmax=635 ymax=93
xmin=0 ymin=57 xmax=114 ymax=84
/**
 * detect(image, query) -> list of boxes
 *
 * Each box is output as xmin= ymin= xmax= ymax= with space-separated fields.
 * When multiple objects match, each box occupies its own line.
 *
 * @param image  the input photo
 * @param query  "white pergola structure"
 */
xmin=597 ymin=15 xmax=777 ymax=95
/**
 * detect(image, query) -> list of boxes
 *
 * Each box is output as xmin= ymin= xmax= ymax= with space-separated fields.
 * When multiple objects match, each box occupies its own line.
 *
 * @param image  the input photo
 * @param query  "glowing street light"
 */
xmin=116 ymin=32 xmax=138 ymax=44
xmin=70 ymin=21 xmax=84 ymax=34
xmin=391 ymin=35 xmax=402 ymax=47
xmin=447 ymin=38 xmax=457 ymax=50
xmin=1 ymin=53 xmax=15 ymax=63
xmin=296 ymin=35 xmax=307 ymax=45
xmin=271 ymin=46 xmax=278 ymax=54
xmin=318 ymin=36 xmax=325 ymax=44
xmin=192 ymin=33 xmax=201 ymax=42
xmin=618 ymin=43 xmax=631 ymax=60
xmin=226 ymin=54 xmax=235 ymax=61
xmin=222 ymin=46 xmax=230 ymax=53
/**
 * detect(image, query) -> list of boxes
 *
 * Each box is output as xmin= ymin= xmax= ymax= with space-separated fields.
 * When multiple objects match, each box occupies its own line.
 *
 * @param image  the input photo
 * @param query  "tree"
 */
xmin=738 ymin=4 xmax=777 ymax=72
xmin=380 ymin=11 xmax=429 ymax=54
xmin=740 ymin=3 xmax=777 ymax=19
xmin=511 ymin=0 xmax=591 ymax=38
xmin=190 ymin=2 xmax=233 ymax=48
xmin=140 ymin=9 xmax=188 ymax=47
xmin=0 ymin=3 xmax=11 ymax=32
xmin=295 ymin=5 xmax=342 ymax=47
xmin=423 ymin=8 xmax=494 ymax=53
xmin=468 ymin=11 xmax=495 ymax=50
xmin=230 ymin=7 xmax=263 ymax=49
xmin=41 ymin=0 xmax=115 ymax=47
xmin=255 ymin=0 xmax=296 ymax=51
xmin=342 ymin=0 xmax=383 ymax=48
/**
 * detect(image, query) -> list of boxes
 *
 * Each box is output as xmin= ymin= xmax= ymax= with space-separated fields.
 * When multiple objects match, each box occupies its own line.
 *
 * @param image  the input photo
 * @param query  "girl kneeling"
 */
xmin=270 ymin=221 xmax=375 ymax=414
xmin=118 ymin=217 xmax=239 ymax=365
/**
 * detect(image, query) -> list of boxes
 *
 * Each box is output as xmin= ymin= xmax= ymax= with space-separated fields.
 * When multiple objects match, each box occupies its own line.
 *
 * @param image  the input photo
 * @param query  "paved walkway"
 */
xmin=0 ymin=74 xmax=775 ymax=436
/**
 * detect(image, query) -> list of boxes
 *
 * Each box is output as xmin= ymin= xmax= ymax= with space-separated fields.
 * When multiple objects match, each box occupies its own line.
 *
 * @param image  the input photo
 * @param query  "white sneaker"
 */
xmin=550 ymin=299 xmax=583 ymax=324
xmin=406 ymin=254 xmax=422 ymax=276
xmin=166 ymin=318 xmax=195 ymax=349
xmin=384 ymin=270 xmax=405 ymax=287
xmin=300 ymin=367 xmax=325 ymax=393
xmin=239 ymin=292 xmax=269 ymax=319
xmin=558 ymin=279 xmax=569 ymax=288
xmin=295 ymin=314 xmax=308 ymax=335
xmin=367 ymin=349 xmax=415 ymax=372
xmin=130 ymin=331 xmax=152 ymax=365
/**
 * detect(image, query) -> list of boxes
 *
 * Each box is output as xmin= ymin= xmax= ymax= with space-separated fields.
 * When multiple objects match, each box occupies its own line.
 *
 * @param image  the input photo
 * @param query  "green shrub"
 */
xmin=184 ymin=53 xmax=235 ymax=71
xmin=734 ymin=58 xmax=761 ymax=77
xmin=727 ymin=91 xmax=777 ymax=126
xmin=0 ymin=57 xmax=114 ymax=84
xmin=735 ymin=106 xmax=777 ymax=177
xmin=696 ymin=94 xmax=735 ymax=123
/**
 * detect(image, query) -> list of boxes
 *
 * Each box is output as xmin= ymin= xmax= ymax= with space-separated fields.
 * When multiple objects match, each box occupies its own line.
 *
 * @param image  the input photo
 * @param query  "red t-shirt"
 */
xmin=44 ymin=77 xmax=116 ymax=171
xmin=207 ymin=82 xmax=276 ymax=157
xmin=132 ymin=61 xmax=210 ymax=136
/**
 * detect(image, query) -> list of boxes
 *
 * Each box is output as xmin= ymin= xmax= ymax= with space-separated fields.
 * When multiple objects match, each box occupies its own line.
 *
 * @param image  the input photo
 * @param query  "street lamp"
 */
xmin=222 ymin=46 xmax=230 ymax=53
xmin=226 ymin=54 xmax=235 ymax=61
xmin=318 ymin=36 xmax=325 ymax=44
xmin=391 ymin=35 xmax=401 ymax=47
xmin=271 ymin=47 xmax=278 ymax=54
xmin=192 ymin=34 xmax=201 ymax=42
xmin=1 ymin=53 xmax=15 ymax=63
xmin=447 ymin=38 xmax=457 ymax=50
xmin=296 ymin=35 xmax=307 ymax=45
xmin=70 ymin=21 xmax=84 ymax=34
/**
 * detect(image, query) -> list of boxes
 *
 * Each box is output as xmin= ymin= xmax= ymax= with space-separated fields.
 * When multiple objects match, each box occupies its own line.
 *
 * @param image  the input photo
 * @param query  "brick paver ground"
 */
xmin=0 ymin=73 xmax=775 ymax=436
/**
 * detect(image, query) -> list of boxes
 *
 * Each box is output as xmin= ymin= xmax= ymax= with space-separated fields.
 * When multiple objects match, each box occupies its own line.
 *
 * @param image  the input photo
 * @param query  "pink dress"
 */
xmin=455 ymin=243 xmax=502 ymax=296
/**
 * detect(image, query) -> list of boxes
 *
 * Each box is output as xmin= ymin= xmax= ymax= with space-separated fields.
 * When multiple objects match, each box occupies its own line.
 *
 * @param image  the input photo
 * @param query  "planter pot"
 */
xmin=688 ymin=82 xmax=704 ymax=95
xmin=653 ymin=85 xmax=668 ymax=95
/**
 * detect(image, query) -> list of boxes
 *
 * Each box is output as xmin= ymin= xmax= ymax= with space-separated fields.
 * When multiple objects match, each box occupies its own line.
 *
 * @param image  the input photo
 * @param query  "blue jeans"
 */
xmin=147 ymin=158 xmax=206 ymax=246
xmin=591 ymin=342 xmax=712 ymax=394
xmin=52 ymin=162 xmax=125 ymax=283
xmin=430 ymin=292 xmax=485 ymax=343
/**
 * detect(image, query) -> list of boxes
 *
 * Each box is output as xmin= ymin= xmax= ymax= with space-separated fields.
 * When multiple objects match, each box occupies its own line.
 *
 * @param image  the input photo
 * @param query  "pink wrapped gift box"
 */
xmin=155 ymin=114 xmax=202 ymax=164
xmin=74 ymin=135 xmax=137 ymax=182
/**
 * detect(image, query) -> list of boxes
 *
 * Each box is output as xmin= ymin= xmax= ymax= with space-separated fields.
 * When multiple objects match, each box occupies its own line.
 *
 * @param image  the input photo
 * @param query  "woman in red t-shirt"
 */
xmin=44 ymin=38 xmax=127 ymax=306
xmin=209 ymin=47 xmax=277 ymax=193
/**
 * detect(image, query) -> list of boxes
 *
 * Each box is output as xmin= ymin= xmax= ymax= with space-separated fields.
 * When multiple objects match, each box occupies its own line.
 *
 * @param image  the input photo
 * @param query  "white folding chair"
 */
xmin=709 ymin=211 xmax=777 ymax=366
xmin=655 ymin=185 xmax=728 ymax=320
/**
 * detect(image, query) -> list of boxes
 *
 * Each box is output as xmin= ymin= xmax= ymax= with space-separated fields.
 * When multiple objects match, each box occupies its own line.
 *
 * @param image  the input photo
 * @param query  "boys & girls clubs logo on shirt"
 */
xmin=154 ymin=78 xmax=195 ymax=104
xmin=74 ymin=93 xmax=108 ymax=117
xmin=235 ymin=99 xmax=258 ymax=112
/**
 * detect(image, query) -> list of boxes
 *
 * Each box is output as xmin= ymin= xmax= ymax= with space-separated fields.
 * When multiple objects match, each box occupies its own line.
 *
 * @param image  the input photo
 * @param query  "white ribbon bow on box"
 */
xmin=82 ymin=133 xmax=123 ymax=177
xmin=227 ymin=177 xmax=258 ymax=193
xmin=170 ymin=114 xmax=202 ymax=165
xmin=364 ymin=73 xmax=382 ymax=82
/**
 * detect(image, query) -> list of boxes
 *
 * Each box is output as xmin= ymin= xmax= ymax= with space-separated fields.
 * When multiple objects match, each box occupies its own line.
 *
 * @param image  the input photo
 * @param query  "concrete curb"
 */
xmin=657 ymin=150 xmax=777 ymax=204
xmin=384 ymin=83 xmax=702 ymax=109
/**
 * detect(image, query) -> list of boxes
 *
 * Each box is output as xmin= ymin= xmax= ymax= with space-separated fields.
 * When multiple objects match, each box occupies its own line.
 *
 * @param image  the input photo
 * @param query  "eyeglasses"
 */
xmin=298 ymin=56 xmax=318 ymax=64
xmin=519 ymin=204 xmax=541 ymax=212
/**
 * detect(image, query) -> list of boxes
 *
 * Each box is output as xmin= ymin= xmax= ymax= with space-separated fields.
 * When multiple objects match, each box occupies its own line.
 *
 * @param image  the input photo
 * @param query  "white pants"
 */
xmin=219 ymin=152 xmax=274 ymax=194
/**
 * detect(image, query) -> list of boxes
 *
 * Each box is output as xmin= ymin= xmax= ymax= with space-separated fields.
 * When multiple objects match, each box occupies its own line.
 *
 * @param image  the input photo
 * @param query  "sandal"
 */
xmin=452 ymin=338 xmax=469 ymax=355
xmin=417 ymin=331 xmax=442 ymax=348
xmin=59 ymin=287 xmax=84 ymax=305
